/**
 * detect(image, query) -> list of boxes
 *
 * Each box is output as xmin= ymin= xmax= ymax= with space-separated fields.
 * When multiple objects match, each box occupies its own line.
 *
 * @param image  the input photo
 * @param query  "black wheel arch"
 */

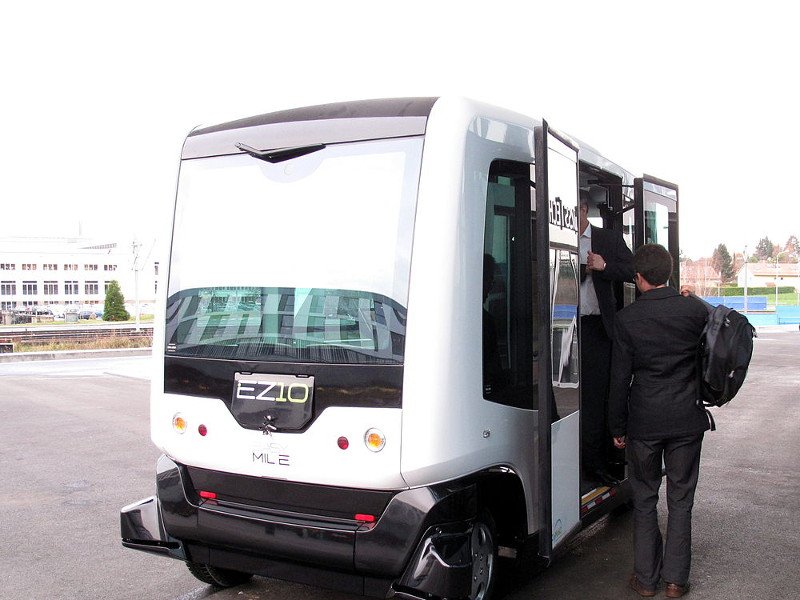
xmin=473 ymin=467 xmax=528 ymax=549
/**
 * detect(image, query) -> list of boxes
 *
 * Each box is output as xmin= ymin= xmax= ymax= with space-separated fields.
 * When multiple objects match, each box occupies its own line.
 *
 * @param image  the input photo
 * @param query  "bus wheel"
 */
xmin=186 ymin=562 xmax=253 ymax=587
xmin=470 ymin=510 xmax=497 ymax=600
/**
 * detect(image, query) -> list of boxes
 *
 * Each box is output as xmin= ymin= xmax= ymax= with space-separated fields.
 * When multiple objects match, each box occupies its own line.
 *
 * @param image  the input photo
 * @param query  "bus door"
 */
xmin=534 ymin=122 xmax=581 ymax=561
xmin=634 ymin=176 xmax=680 ymax=287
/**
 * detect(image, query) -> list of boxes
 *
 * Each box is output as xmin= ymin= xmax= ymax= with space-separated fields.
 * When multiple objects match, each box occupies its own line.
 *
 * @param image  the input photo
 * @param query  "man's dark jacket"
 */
xmin=589 ymin=225 xmax=635 ymax=337
xmin=608 ymin=287 xmax=710 ymax=440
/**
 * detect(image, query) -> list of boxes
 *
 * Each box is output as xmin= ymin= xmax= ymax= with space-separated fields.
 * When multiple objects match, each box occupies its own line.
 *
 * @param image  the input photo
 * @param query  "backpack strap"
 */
xmin=703 ymin=406 xmax=716 ymax=432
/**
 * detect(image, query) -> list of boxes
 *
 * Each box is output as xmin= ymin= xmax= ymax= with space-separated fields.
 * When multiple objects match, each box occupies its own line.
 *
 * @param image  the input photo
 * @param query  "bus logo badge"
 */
xmin=232 ymin=373 xmax=315 ymax=432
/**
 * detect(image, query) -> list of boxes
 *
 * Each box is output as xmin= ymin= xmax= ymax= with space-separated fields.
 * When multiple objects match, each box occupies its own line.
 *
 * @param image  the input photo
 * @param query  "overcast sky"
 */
xmin=2 ymin=1 xmax=797 ymax=259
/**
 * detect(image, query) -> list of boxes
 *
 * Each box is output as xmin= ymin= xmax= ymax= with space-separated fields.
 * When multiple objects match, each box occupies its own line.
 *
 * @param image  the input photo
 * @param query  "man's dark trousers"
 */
xmin=628 ymin=433 xmax=704 ymax=588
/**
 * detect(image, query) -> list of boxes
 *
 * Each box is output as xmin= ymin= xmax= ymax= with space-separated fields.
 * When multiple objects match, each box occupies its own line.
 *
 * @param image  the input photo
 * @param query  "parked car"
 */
xmin=79 ymin=310 xmax=103 ymax=320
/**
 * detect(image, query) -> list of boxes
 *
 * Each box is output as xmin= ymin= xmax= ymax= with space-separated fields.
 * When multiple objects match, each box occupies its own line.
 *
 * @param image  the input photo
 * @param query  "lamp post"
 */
xmin=131 ymin=240 xmax=141 ymax=332
xmin=743 ymin=245 xmax=748 ymax=313
xmin=774 ymin=256 xmax=779 ymax=311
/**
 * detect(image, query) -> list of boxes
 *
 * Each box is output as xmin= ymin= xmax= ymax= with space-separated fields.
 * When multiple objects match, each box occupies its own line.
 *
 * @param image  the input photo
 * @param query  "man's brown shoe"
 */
xmin=628 ymin=575 xmax=656 ymax=597
xmin=665 ymin=582 xmax=690 ymax=598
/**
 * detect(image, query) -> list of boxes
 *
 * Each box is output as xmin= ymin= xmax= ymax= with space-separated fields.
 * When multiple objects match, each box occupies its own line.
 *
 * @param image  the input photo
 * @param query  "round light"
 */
xmin=198 ymin=424 xmax=208 ymax=437
xmin=337 ymin=436 xmax=349 ymax=450
xmin=364 ymin=428 xmax=385 ymax=452
xmin=172 ymin=413 xmax=187 ymax=434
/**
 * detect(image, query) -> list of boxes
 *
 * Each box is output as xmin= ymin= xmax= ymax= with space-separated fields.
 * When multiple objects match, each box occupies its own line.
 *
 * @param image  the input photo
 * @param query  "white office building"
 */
xmin=0 ymin=236 xmax=160 ymax=314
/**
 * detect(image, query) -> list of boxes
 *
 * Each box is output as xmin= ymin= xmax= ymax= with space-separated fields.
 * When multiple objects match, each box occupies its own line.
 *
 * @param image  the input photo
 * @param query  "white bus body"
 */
xmin=121 ymin=97 xmax=680 ymax=599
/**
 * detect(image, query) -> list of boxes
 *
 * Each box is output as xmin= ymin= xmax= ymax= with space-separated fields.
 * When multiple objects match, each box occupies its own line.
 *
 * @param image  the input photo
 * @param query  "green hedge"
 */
xmin=717 ymin=286 xmax=796 ymax=296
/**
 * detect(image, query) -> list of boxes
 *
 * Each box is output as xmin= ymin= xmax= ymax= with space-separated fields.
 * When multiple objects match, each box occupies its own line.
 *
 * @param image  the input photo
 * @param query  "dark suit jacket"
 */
xmin=608 ymin=287 xmax=710 ymax=440
xmin=589 ymin=225 xmax=635 ymax=337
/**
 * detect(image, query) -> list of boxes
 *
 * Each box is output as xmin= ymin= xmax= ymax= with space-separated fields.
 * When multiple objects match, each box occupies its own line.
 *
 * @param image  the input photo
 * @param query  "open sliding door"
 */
xmin=634 ymin=175 xmax=680 ymax=288
xmin=534 ymin=122 xmax=581 ymax=561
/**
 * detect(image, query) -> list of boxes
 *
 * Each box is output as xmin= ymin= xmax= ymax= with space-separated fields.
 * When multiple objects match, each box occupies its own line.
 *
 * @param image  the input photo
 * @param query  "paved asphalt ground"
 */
xmin=0 ymin=329 xmax=797 ymax=599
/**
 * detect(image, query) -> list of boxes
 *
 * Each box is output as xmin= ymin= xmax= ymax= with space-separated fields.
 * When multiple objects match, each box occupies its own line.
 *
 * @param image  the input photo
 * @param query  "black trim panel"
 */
xmin=164 ymin=356 xmax=402 ymax=432
xmin=187 ymin=543 xmax=394 ymax=597
xmin=182 ymin=98 xmax=437 ymax=160
xmin=190 ymin=98 xmax=438 ymax=136
xmin=185 ymin=465 xmax=394 ymax=521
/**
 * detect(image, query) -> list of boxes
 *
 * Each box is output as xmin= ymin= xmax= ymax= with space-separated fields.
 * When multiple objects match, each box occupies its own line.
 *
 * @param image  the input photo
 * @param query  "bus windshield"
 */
xmin=166 ymin=136 xmax=424 ymax=364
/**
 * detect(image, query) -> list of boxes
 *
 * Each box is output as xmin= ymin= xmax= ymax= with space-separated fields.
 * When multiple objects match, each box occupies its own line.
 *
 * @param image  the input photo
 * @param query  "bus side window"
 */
xmin=482 ymin=160 xmax=536 ymax=409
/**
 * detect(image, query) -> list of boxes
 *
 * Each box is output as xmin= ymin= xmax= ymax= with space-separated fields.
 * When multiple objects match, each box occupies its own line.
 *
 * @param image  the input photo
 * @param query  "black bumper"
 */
xmin=121 ymin=456 xmax=478 ymax=597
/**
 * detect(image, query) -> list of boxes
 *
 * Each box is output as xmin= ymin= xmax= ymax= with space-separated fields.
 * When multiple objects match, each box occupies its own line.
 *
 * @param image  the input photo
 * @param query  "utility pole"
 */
xmin=774 ymin=256 xmax=779 ymax=311
xmin=743 ymin=245 xmax=748 ymax=313
xmin=131 ymin=240 xmax=141 ymax=332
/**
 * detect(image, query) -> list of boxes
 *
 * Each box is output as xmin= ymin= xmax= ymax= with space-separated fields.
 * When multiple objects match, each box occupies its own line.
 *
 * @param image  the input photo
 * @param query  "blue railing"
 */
xmin=702 ymin=296 xmax=768 ymax=311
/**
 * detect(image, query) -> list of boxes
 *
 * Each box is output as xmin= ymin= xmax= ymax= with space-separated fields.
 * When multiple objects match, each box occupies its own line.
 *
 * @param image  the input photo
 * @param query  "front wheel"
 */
xmin=470 ymin=510 xmax=498 ymax=600
xmin=186 ymin=562 xmax=253 ymax=587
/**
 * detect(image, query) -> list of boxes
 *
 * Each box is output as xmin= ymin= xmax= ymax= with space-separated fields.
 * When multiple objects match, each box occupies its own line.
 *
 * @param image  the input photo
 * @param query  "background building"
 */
xmin=0 ymin=236 xmax=159 ymax=314
xmin=737 ymin=261 xmax=800 ymax=290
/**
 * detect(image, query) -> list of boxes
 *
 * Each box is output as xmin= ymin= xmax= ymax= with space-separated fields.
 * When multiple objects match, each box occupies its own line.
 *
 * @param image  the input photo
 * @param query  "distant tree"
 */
xmin=785 ymin=234 xmax=799 ymax=259
xmin=754 ymin=236 xmax=774 ymax=261
xmin=103 ymin=280 xmax=130 ymax=321
xmin=711 ymin=243 xmax=735 ymax=283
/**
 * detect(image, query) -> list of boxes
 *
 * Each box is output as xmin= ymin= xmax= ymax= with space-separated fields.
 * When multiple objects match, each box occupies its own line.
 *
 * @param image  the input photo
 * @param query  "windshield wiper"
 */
xmin=235 ymin=142 xmax=326 ymax=164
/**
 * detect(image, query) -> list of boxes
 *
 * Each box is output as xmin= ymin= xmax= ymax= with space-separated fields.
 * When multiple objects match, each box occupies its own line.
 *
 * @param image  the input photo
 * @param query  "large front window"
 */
xmin=166 ymin=136 xmax=424 ymax=364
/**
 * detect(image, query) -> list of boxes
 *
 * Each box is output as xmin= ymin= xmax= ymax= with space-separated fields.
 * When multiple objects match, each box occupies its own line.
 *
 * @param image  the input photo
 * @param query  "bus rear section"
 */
xmin=121 ymin=98 xmax=498 ymax=598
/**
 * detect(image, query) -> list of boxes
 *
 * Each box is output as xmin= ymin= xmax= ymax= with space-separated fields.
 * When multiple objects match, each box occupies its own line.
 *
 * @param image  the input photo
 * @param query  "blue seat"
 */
xmin=777 ymin=306 xmax=800 ymax=324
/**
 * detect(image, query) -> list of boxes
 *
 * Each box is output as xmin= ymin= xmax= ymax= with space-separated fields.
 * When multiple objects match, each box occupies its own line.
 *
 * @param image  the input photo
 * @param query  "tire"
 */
xmin=186 ymin=561 xmax=253 ymax=587
xmin=470 ymin=510 xmax=498 ymax=600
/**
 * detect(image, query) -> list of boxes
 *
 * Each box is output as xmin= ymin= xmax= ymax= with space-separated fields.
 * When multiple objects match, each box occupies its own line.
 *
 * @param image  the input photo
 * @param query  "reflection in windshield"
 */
xmin=166 ymin=287 xmax=406 ymax=364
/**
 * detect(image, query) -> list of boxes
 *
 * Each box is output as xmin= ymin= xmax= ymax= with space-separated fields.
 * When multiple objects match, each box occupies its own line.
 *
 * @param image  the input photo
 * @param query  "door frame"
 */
xmin=534 ymin=120 xmax=581 ymax=562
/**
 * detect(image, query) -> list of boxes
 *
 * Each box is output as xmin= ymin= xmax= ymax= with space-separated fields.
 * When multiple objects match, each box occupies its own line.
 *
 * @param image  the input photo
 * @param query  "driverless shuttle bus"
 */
xmin=121 ymin=97 xmax=680 ymax=599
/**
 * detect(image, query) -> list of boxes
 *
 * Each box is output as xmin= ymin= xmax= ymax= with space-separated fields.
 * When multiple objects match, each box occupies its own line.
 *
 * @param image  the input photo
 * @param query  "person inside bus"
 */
xmin=608 ymin=243 xmax=709 ymax=599
xmin=578 ymin=190 xmax=634 ymax=487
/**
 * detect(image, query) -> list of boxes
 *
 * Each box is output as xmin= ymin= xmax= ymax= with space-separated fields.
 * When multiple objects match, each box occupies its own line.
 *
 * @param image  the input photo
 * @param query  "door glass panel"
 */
xmin=545 ymin=136 xmax=579 ymax=420
xmin=643 ymin=180 xmax=679 ymax=288
xmin=551 ymin=250 xmax=579 ymax=388
xmin=483 ymin=161 xmax=536 ymax=408
xmin=622 ymin=208 xmax=637 ymax=306
xmin=644 ymin=197 xmax=670 ymax=246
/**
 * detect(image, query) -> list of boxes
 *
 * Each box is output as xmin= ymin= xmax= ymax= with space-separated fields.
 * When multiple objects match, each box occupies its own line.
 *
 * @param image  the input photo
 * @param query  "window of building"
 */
xmin=1 ymin=281 xmax=16 ymax=295
xmin=22 ymin=281 xmax=38 ymax=295
xmin=22 ymin=264 xmax=37 ymax=271
xmin=43 ymin=264 xmax=58 ymax=271
xmin=64 ymin=281 xmax=79 ymax=295
xmin=154 ymin=262 xmax=159 ymax=276
xmin=85 ymin=281 xmax=99 ymax=295
xmin=482 ymin=159 xmax=537 ymax=409
xmin=85 ymin=264 xmax=98 ymax=271
xmin=1 ymin=301 xmax=16 ymax=310
xmin=104 ymin=264 xmax=117 ymax=271
xmin=1 ymin=263 xmax=16 ymax=270
xmin=64 ymin=264 xmax=78 ymax=271
xmin=44 ymin=281 xmax=58 ymax=295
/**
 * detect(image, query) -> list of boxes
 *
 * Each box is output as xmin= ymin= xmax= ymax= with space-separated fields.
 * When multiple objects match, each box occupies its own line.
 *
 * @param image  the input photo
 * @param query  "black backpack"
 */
xmin=695 ymin=299 xmax=756 ymax=428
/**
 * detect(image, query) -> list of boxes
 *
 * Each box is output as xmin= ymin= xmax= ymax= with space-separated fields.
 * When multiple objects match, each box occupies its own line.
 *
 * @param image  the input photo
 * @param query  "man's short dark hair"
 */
xmin=634 ymin=243 xmax=673 ymax=286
